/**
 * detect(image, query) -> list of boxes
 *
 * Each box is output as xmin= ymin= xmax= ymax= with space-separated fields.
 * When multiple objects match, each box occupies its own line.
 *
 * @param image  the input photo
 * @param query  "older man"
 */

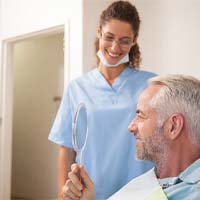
xmin=63 ymin=74 xmax=200 ymax=200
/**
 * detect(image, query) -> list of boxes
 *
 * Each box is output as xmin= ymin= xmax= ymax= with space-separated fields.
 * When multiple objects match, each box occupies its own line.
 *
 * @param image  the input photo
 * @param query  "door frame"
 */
xmin=0 ymin=23 xmax=69 ymax=200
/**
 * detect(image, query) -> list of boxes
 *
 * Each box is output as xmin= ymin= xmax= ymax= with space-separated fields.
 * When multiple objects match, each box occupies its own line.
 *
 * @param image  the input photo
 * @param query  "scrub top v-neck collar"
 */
xmin=92 ymin=67 xmax=133 ymax=93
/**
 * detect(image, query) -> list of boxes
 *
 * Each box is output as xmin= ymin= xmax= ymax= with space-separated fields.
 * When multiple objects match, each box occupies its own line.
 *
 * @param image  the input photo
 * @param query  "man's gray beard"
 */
xmin=135 ymin=126 xmax=170 ymax=167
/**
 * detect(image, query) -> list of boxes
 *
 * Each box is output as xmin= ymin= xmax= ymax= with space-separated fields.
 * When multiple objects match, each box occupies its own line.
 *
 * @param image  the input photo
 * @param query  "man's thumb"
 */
xmin=80 ymin=165 xmax=94 ymax=189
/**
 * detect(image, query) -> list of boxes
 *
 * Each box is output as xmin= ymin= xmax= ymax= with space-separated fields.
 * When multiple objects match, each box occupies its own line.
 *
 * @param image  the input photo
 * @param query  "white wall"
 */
xmin=83 ymin=0 xmax=200 ymax=79
xmin=0 ymin=0 xmax=83 ymax=81
xmin=0 ymin=0 xmax=3 ymax=122
xmin=0 ymin=0 xmax=2 ymax=124
xmin=0 ymin=0 xmax=81 ymax=37
xmin=137 ymin=0 xmax=200 ymax=78
xmin=12 ymin=33 xmax=64 ymax=199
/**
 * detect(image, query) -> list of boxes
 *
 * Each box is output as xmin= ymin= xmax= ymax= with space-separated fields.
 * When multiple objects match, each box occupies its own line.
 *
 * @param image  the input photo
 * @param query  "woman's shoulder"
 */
xmin=133 ymin=68 xmax=156 ymax=76
xmin=129 ymin=67 xmax=157 ymax=79
xmin=68 ymin=68 xmax=98 ymax=86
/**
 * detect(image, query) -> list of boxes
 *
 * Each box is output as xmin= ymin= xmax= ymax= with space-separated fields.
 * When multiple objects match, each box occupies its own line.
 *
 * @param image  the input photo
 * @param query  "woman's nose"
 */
xmin=110 ymin=40 xmax=121 ymax=51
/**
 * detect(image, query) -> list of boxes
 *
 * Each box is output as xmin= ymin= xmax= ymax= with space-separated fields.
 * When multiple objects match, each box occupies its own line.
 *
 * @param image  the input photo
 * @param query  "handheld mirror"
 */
xmin=72 ymin=103 xmax=88 ymax=164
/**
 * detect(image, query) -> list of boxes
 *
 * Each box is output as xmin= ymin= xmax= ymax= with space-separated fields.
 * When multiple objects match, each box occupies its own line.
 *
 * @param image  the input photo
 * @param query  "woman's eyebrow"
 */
xmin=104 ymin=32 xmax=132 ymax=39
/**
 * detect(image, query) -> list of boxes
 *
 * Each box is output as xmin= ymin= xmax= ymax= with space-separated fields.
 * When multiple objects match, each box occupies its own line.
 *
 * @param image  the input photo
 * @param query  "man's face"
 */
xmin=128 ymin=85 xmax=169 ymax=162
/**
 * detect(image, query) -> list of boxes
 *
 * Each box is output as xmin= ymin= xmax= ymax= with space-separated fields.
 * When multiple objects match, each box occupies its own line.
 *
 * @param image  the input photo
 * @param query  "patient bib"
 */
xmin=108 ymin=168 xmax=168 ymax=200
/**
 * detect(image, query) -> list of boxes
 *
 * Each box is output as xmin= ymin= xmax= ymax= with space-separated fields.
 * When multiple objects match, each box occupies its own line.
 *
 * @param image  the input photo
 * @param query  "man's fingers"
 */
xmin=66 ymin=179 xmax=82 ymax=197
xmin=63 ymin=180 xmax=81 ymax=200
xmin=68 ymin=170 xmax=83 ymax=191
xmin=71 ymin=163 xmax=79 ymax=172
xmin=64 ymin=164 xmax=94 ymax=200
xmin=63 ymin=193 xmax=78 ymax=200
xmin=80 ymin=165 xmax=94 ymax=189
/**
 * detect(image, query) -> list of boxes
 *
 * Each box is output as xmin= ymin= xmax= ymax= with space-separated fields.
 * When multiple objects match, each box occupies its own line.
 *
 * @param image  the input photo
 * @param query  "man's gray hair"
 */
xmin=149 ymin=74 xmax=200 ymax=146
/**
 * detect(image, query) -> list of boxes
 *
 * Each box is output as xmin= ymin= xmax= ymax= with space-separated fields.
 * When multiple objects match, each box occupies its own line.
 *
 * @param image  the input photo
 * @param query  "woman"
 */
xmin=49 ymin=1 xmax=155 ymax=199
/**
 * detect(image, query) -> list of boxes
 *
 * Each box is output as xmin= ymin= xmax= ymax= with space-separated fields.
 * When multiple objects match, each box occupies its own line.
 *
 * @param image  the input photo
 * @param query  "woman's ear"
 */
xmin=96 ymin=27 xmax=101 ymax=38
xmin=132 ymin=37 xmax=137 ymax=46
xmin=167 ymin=113 xmax=184 ymax=140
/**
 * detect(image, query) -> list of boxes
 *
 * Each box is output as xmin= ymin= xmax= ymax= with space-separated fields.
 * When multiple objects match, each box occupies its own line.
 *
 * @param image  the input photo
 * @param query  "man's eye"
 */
xmin=136 ymin=114 xmax=144 ymax=119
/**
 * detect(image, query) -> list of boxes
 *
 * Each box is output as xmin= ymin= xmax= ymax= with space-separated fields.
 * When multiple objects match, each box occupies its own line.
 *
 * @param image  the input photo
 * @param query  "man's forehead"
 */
xmin=137 ymin=85 xmax=162 ymax=108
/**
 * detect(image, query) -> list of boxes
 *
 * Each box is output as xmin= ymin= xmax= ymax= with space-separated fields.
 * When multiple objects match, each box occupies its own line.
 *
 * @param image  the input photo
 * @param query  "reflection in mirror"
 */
xmin=72 ymin=103 xmax=88 ymax=164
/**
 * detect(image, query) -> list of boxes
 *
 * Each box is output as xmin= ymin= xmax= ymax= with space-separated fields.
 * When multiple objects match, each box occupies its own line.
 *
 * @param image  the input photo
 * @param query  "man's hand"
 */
xmin=62 ymin=164 xmax=94 ymax=200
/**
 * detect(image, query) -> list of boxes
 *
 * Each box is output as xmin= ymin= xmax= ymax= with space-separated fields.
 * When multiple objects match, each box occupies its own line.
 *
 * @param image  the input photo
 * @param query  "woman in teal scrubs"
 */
xmin=49 ymin=1 xmax=155 ymax=199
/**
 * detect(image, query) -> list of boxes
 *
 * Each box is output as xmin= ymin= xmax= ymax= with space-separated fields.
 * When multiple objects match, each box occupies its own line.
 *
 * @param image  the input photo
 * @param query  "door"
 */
xmin=0 ymin=24 xmax=71 ymax=200
xmin=11 ymin=32 xmax=64 ymax=199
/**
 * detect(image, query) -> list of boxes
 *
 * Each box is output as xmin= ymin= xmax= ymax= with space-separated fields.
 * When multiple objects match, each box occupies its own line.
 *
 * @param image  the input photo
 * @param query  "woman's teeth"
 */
xmin=108 ymin=52 xmax=120 ymax=57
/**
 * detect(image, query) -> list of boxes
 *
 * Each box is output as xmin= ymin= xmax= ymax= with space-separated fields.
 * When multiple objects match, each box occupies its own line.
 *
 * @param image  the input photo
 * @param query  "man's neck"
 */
xmin=155 ymin=146 xmax=200 ymax=179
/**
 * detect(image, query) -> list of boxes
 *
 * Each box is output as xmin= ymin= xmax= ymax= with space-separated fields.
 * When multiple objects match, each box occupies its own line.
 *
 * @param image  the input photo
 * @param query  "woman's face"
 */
xmin=98 ymin=19 xmax=135 ymax=66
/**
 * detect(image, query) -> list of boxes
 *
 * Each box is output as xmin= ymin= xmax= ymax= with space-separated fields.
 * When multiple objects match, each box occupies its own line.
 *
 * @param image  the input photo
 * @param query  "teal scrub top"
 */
xmin=48 ymin=67 xmax=156 ymax=199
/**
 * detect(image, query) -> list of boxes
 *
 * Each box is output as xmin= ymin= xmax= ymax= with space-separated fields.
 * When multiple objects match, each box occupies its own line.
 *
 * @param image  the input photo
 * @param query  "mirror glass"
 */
xmin=72 ymin=103 xmax=88 ymax=164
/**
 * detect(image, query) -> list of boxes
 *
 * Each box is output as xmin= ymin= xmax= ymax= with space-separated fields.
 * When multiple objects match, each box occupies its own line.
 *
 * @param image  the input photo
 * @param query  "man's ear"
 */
xmin=167 ymin=113 xmax=184 ymax=140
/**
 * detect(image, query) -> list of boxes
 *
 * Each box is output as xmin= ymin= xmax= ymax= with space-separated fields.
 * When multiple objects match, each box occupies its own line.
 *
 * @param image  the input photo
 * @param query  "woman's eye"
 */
xmin=105 ymin=36 xmax=114 ymax=41
xmin=120 ymin=39 xmax=131 ymax=45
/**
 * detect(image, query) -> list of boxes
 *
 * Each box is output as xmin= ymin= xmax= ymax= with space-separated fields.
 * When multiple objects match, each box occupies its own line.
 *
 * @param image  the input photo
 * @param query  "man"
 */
xmin=63 ymin=74 xmax=200 ymax=200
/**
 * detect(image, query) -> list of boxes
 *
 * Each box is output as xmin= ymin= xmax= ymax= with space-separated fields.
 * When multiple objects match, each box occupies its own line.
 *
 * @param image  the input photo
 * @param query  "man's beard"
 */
xmin=135 ymin=125 xmax=169 ymax=165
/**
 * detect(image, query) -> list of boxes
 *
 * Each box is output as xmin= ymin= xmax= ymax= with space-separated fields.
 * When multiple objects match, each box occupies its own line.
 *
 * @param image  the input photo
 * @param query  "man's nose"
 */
xmin=128 ymin=119 xmax=137 ymax=133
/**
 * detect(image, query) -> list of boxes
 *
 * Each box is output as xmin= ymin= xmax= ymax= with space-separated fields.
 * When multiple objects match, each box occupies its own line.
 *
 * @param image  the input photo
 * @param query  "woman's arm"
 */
xmin=57 ymin=146 xmax=76 ymax=200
